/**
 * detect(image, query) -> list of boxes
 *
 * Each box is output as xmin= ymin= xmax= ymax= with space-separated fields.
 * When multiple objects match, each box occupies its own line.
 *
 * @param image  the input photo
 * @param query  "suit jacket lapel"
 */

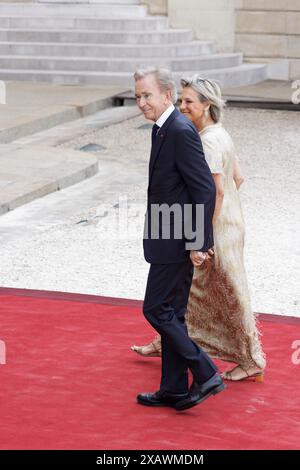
xmin=149 ymin=108 xmax=179 ymax=184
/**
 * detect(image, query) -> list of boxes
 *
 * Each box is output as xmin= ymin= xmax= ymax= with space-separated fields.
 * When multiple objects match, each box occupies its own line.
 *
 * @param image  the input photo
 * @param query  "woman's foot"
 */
xmin=131 ymin=335 xmax=162 ymax=357
xmin=221 ymin=365 xmax=264 ymax=382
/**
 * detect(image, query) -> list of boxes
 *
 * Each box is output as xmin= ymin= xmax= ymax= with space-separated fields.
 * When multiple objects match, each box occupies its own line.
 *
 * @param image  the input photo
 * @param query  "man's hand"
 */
xmin=190 ymin=249 xmax=214 ymax=267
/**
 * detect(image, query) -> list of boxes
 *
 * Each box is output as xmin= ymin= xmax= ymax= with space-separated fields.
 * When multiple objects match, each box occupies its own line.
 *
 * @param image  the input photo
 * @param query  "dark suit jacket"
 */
xmin=143 ymin=108 xmax=216 ymax=264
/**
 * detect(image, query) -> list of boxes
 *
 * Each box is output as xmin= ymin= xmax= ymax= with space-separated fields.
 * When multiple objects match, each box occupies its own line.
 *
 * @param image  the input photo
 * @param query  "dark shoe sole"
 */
xmin=175 ymin=383 xmax=226 ymax=411
xmin=137 ymin=398 xmax=176 ymax=408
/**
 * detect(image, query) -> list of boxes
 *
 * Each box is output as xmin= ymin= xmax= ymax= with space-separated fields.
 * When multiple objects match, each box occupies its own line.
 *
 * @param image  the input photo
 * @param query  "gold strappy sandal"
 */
xmin=131 ymin=335 xmax=162 ymax=357
xmin=221 ymin=365 xmax=264 ymax=382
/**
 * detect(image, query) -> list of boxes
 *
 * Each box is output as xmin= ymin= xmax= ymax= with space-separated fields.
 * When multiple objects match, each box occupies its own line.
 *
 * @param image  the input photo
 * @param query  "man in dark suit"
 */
xmin=134 ymin=68 xmax=225 ymax=411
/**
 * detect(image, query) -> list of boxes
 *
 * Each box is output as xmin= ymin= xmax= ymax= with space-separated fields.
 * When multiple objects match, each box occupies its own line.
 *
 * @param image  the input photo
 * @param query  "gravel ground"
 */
xmin=0 ymin=107 xmax=299 ymax=317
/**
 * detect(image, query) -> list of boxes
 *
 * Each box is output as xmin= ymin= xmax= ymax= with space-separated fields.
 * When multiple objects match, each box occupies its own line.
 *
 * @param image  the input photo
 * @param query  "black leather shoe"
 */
xmin=137 ymin=390 xmax=189 ymax=407
xmin=175 ymin=373 xmax=226 ymax=411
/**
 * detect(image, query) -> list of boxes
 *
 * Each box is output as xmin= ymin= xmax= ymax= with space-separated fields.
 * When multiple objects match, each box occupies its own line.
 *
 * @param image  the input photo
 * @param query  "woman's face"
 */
xmin=179 ymin=86 xmax=208 ymax=127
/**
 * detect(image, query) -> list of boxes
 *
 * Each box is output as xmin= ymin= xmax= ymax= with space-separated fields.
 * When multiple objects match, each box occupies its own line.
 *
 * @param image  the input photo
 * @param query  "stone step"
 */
xmin=0 ymin=28 xmax=193 ymax=44
xmin=179 ymin=64 xmax=267 ymax=88
xmin=246 ymin=56 xmax=300 ymax=81
xmin=0 ymin=80 xmax=127 ymax=144
xmin=0 ymin=40 xmax=216 ymax=57
xmin=0 ymin=2 xmax=147 ymax=18
xmin=0 ymin=64 xmax=267 ymax=88
xmin=0 ymin=16 xmax=169 ymax=31
xmin=236 ymin=10 xmax=300 ymax=35
xmin=0 ymin=144 xmax=98 ymax=215
xmin=0 ymin=53 xmax=242 ymax=73
xmin=172 ymin=53 xmax=243 ymax=72
xmin=240 ymin=0 xmax=300 ymax=11
xmin=236 ymin=33 xmax=300 ymax=59
xmin=0 ymin=3 xmax=267 ymax=90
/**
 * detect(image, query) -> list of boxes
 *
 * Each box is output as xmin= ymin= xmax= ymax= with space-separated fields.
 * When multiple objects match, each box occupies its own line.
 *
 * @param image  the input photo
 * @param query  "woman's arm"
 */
xmin=233 ymin=157 xmax=244 ymax=190
xmin=212 ymin=173 xmax=224 ymax=224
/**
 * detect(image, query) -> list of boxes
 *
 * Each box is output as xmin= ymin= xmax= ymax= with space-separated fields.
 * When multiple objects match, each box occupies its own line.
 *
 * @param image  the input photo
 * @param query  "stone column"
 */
xmin=168 ymin=0 xmax=236 ymax=52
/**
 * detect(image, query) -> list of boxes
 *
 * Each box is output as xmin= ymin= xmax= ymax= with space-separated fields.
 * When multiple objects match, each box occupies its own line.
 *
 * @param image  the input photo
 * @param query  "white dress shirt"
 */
xmin=156 ymin=104 xmax=175 ymax=128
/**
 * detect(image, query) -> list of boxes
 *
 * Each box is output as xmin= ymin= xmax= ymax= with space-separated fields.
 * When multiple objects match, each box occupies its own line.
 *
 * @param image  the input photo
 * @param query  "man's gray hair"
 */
xmin=134 ymin=67 xmax=178 ymax=104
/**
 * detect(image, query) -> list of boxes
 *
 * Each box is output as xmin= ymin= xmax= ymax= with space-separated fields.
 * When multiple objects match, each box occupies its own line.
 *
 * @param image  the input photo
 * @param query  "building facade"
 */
xmin=142 ymin=0 xmax=300 ymax=79
xmin=0 ymin=0 xmax=298 ymax=80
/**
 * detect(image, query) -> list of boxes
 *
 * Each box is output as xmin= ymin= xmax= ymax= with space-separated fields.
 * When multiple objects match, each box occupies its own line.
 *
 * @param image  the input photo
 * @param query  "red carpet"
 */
xmin=0 ymin=287 xmax=299 ymax=450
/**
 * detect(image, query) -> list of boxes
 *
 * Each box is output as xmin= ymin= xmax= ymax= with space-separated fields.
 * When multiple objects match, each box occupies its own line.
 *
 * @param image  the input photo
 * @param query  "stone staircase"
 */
xmin=0 ymin=1 xmax=267 ymax=87
xmin=235 ymin=0 xmax=300 ymax=80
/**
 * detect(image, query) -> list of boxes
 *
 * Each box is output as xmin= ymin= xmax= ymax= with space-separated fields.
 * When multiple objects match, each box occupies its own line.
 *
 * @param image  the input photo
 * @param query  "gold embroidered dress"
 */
xmin=186 ymin=124 xmax=266 ymax=369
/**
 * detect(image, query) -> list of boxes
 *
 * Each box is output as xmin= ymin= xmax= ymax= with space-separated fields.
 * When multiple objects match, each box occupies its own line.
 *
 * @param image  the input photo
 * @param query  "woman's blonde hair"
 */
xmin=180 ymin=75 xmax=226 ymax=123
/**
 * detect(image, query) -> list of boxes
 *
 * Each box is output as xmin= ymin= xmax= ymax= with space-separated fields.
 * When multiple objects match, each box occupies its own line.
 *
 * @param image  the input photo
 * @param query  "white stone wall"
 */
xmin=236 ymin=0 xmax=300 ymax=79
xmin=168 ymin=0 xmax=236 ymax=52
xmin=239 ymin=0 xmax=300 ymax=10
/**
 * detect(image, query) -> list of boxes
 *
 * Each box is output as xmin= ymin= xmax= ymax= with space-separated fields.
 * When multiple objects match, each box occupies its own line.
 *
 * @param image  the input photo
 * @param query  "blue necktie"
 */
xmin=151 ymin=124 xmax=160 ymax=146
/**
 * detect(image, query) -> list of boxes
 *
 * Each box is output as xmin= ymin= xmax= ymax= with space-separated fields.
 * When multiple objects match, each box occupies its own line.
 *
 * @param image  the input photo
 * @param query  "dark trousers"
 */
xmin=143 ymin=259 xmax=217 ymax=394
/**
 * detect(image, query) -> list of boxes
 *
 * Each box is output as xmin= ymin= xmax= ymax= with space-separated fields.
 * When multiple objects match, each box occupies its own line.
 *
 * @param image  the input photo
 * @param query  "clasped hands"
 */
xmin=190 ymin=248 xmax=214 ymax=267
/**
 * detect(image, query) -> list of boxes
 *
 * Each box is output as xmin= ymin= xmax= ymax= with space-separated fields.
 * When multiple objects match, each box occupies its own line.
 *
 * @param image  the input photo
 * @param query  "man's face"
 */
xmin=135 ymin=74 xmax=171 ymax=122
